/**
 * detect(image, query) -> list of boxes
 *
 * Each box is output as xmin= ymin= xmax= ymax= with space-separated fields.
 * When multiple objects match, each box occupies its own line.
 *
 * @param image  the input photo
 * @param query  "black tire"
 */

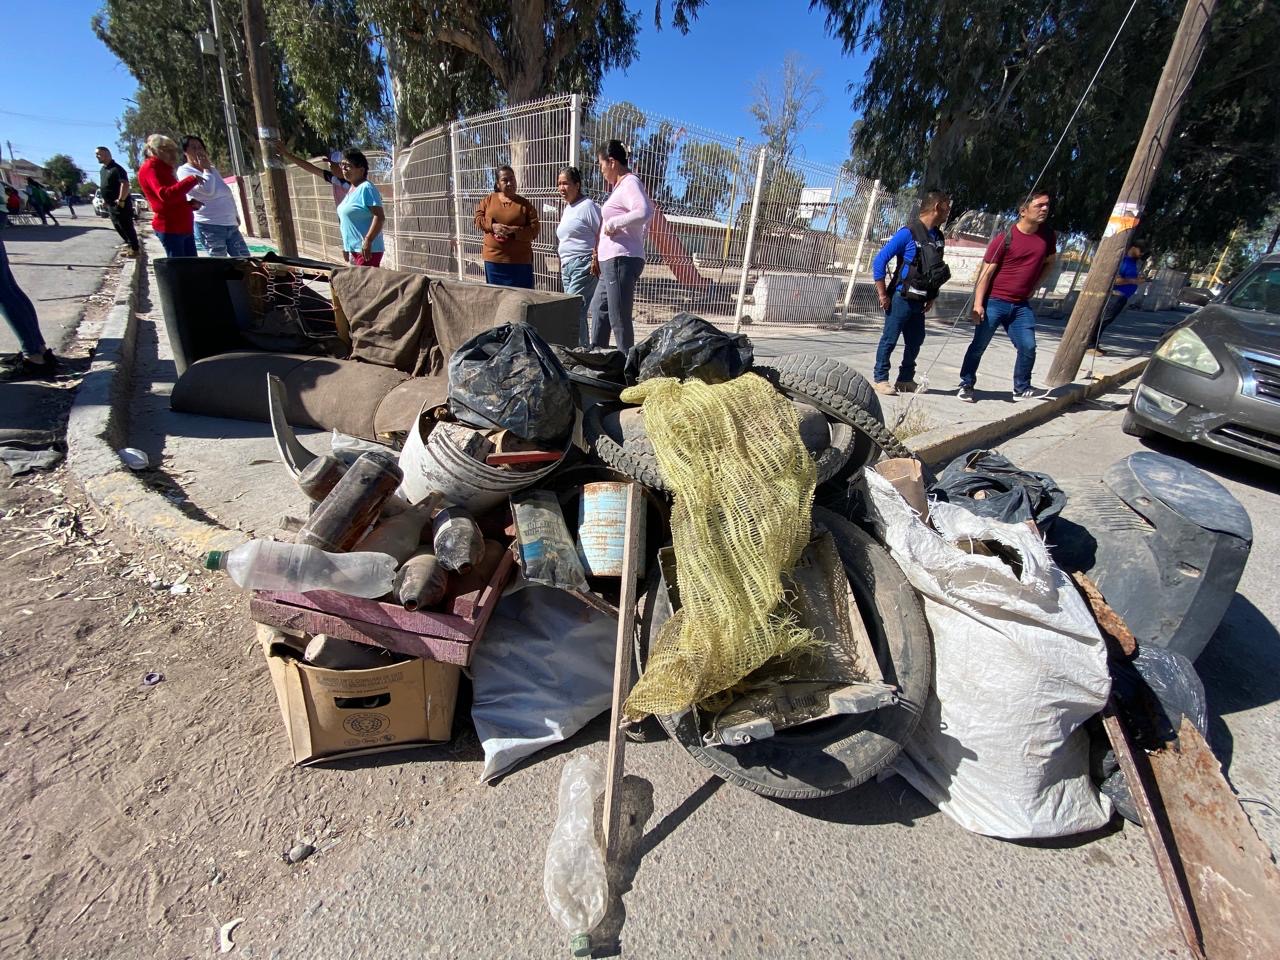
xmin=583 ymin=395 xmax=856 ymax=493
xmin=1121 ymin=407 xmax=1153 ymax=440
xmin=640 ymin=506 xmax=934 ymax=800
xmin=754 ymin=354 xmax=911 ymax=475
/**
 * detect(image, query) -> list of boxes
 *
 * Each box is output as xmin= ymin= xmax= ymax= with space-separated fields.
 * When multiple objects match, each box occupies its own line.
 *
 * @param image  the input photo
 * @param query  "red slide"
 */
xmin=649 ymin=206 xmax=712 ymax=293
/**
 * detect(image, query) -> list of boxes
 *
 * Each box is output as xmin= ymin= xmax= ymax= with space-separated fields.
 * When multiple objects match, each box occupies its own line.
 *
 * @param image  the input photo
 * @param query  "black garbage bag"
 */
xmin=551 ymin=345 xmax=627 ymax=387
xmin=930 ymin=449 xmax=1066 ymax=534
xmin=625 ymin=313 xmax=753 ymax=385
xmin=447 ymin=322 xmax=574 ymax=445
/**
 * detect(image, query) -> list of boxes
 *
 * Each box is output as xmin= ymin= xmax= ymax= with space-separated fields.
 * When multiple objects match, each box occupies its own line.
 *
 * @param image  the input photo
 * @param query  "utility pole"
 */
xmin=240 ymin=0 xmax=297 ymax=256
xmin=1048 ymin=0 xmax=1218 ymax=387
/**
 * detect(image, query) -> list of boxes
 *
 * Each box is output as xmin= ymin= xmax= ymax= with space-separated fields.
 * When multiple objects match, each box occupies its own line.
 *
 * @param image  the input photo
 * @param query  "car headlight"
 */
xmin=1155 ymin=328 xmax=1221 ymax=376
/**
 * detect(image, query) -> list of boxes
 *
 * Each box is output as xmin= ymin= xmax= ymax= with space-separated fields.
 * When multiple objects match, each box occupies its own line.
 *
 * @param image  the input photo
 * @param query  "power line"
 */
xmin=0 ymin=109 xmax=117 ymax=130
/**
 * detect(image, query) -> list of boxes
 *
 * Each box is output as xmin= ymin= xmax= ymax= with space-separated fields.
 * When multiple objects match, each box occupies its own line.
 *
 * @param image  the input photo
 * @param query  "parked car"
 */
xmin=1124 ymin=253 xmax=1280 ymax=468
xmin=130 ymin=192 xmax=150 ymax=217
xmin=92 ymin=190 xmax=108 ymax=217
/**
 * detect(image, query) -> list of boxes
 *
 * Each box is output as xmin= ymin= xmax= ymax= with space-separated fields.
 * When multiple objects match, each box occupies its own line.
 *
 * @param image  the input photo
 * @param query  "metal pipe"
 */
xmin=209 ymin=0 xmax=246 ymax=177
xmin=841 ymin=179 xmax=880 ymax=314
xmin=450 ymin=121 xmax=465 ymax=281
xmin=733 ymin=148 xmax=768 ymax=334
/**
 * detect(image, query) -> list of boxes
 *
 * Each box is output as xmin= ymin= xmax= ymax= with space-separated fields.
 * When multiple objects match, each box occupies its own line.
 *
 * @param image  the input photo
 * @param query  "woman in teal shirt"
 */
xmin=285 ymin=148 xmax=385 ymax=266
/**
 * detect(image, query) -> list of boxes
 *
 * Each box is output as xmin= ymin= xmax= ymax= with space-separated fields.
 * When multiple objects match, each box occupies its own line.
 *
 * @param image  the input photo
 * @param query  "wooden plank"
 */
xmin=602 ymin=482 xmax=644 ymax=861
xmin=1101 ymin=702 xmax=1206 ymax=960
xmin=1147 ymin=719 xmax=1280 ymax=960
xmin=249 ymin=597 xmax=474 ymax=665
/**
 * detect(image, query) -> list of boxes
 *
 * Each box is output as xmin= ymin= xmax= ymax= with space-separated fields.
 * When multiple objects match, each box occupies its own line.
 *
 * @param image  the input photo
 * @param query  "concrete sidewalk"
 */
xmin=66 ymin=244 xmax=1179 ymax=557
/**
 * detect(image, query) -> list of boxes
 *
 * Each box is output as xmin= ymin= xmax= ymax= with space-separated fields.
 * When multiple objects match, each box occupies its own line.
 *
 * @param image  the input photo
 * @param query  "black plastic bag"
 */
xmin=625 ymin=313 xmax=753 ymax=385
xmin=930 ymin=449 xmax=1066 ymax=534
xmin=551 ymin=345 xmax=627 ymax=388
xmin=447 ymin=322 xmax=574 ymax=445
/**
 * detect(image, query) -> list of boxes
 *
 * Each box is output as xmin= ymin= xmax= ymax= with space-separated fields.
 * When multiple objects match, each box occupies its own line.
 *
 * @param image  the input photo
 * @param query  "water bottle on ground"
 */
xmin=544 ymin=755 xmax=608 ymax=957
xmin=206 ymin=540 xmax=396 ymax=598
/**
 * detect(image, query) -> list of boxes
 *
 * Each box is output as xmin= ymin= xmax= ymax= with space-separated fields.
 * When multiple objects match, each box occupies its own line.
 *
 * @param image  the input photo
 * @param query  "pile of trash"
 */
xmin=201 ymin=306 xmax=1264 ymax=957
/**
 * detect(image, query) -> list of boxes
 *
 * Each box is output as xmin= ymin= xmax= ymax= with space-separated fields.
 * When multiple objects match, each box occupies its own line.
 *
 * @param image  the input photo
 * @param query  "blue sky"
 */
xmin=2 ymin=0 xmax=866 ymax=176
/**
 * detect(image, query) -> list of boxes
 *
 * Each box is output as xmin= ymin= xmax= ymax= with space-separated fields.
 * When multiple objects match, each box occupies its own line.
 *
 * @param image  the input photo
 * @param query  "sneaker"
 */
xmin=873 ymin=381 xmax=898 ymax=396
xmin=1012 ymin=387 xmax=1051 ymax=402
xmin=1087 ymin=346 xmax=1107 ymax=357
xmin=120 ymin=248 xmax=137 ymax=259
xmin=895 ymin=380 xmax=919 ymax=393
xmin=957 ymin=385 xmax=976 ymax=403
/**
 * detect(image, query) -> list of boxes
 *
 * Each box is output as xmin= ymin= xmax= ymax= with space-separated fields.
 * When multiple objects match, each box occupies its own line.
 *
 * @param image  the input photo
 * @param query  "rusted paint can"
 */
xmin=577 ymin=482 xmax=645 ymax=577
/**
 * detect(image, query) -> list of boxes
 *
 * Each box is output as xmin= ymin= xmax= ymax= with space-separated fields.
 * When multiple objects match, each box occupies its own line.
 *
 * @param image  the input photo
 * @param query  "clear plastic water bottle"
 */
xmin=205 ymin=540 xmax=396 ymax=598
xmin=544 ymin=755 xmax=608 ymax=957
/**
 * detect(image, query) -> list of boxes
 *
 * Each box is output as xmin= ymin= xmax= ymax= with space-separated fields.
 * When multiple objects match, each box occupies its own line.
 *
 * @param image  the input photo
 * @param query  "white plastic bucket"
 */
xmin=397 ymin=405 xmax=563 ymax=513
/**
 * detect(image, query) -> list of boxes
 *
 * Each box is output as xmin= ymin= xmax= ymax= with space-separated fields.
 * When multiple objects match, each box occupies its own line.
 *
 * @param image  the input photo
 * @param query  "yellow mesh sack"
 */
xmin=621 ymin=372 xmax=817 ymax=718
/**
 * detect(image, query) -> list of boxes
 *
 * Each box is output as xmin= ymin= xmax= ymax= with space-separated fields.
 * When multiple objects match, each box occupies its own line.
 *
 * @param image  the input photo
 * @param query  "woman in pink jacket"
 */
xmin=588 ymin=140 xmax=653 ymax=351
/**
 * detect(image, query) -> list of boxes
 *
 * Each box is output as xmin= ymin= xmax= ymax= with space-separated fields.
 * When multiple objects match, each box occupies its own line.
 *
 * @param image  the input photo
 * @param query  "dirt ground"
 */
xmin=0 ymin=469 xmax=485 ymax=958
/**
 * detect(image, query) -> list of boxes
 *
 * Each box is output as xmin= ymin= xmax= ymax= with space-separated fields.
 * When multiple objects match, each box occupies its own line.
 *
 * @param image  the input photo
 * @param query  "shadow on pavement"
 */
xmin=774 ymin=773 xmax=937 ymax=827
xmin=3 ymin=224 xmax=100 ymax=243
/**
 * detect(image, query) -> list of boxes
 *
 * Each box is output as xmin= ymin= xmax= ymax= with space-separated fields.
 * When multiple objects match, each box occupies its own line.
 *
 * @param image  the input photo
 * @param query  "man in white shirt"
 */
xmin=178 ymin=135 xmax=251 ymax=257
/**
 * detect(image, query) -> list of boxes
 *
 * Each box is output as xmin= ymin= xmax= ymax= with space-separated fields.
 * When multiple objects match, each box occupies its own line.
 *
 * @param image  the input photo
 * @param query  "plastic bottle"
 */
xmin=296 ymin=452 xmax=403 ymax=553
xmin=356 ymin=500 xmax=437 ymax=564
xmin=395 ymin=549 xmax=450 ymax=611
xmin=543 ymin=755 xmax=608 ymax=958
xmin=432 ymin=506 xmax=485 ymax=574
xmin=206 ymin=540 xmax=396 ymax=598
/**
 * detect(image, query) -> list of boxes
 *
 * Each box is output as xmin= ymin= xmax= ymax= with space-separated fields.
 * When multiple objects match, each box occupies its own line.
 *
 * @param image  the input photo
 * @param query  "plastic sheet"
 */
xmin=447 ymin=321 xmax=574 ymax=444
xmin=470 ymin=582 xmax=616 ymax=782
xmin=625 ymin=312 xmax=753 ymax=385
xmin=930 ymin=449 xmax=1066 ymax=533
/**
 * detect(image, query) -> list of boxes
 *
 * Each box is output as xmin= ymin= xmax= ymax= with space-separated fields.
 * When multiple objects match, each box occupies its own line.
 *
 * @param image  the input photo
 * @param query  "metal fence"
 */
xmin=287 ymin=94 xmax=918 ymax=328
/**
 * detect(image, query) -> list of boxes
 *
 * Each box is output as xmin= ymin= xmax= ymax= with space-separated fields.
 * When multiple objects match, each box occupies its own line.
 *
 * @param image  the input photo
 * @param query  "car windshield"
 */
xmin=1225 ymin=264 xmax=1280 ymax=318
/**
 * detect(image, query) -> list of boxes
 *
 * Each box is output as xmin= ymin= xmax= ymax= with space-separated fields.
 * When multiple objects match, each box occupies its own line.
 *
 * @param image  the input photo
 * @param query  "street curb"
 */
xmin=906 ymin=358 xmax=1148 ymax=466
xmin=65 ymin=245 xmax=245 ymax=561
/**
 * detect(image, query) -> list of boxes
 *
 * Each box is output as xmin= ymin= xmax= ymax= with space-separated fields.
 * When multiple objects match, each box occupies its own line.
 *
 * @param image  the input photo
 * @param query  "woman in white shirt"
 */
xmin=178 ymin=135 xmax=251 ymax=258
xmin=555 ymin=166 xmax=602 ymax=345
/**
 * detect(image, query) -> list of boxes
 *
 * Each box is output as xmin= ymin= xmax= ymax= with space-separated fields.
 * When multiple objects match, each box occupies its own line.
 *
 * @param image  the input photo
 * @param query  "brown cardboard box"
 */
xmin=258 ymin=626 xmax=459 ymax=765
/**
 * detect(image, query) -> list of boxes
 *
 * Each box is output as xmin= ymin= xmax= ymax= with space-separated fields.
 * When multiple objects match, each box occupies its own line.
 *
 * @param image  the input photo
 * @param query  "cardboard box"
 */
xmin=259 ymin=626 xmax=460 ymax=765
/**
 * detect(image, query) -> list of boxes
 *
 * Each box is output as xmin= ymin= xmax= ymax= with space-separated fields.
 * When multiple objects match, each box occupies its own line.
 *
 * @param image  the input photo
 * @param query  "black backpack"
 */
xmin=891 ymin=221 xmax=951 ymax=302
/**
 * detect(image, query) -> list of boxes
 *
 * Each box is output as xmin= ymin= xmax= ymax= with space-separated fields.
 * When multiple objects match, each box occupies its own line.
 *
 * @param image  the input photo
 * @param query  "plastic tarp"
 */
xmin=866 ymin=469 xmax=1112 ymax=838
xmin=625 ymin=313 xmax=753 ymax=385
xmin=930 ymin=449 xmax=1067 ymax=534
xmin=470 ymin=580 xmax=616 ymax=782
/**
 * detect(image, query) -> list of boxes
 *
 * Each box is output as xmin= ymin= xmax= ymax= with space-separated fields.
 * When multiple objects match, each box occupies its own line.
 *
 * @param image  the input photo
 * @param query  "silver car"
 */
xmin=1124 ymin=253 xmax=1280 ymax=468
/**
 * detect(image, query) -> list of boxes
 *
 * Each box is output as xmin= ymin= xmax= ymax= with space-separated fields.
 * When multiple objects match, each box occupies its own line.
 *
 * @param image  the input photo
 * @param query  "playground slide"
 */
xmin=649 ymin=206 xmax=712 ymax=292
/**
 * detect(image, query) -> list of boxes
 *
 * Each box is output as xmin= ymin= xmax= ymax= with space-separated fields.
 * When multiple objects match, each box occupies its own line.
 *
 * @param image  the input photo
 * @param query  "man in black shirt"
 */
xmin=96 ymin=146 xmax=139 ymax=257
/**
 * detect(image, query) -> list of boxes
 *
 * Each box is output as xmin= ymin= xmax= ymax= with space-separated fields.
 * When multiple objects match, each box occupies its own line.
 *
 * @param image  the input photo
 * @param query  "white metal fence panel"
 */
xmin=394 ymin=127 xmax=455 ymax=277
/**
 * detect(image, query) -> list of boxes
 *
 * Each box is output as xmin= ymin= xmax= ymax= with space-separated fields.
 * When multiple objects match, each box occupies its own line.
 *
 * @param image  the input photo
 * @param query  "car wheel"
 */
xmin=639 ymin=507 xmax=933 ymax=799
xmin=1121 ymin=407 xmax=1153 ymax=440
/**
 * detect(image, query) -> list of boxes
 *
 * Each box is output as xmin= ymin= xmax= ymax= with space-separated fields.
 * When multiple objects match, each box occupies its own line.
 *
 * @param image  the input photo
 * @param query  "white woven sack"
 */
xmin=866 ymin=469 xmax=1112 ymax=838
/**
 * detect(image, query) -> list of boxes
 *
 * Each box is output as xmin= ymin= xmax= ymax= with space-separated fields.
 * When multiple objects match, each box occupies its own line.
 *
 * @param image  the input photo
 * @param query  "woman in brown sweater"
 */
xmin=473 ymin=165 xmax=540 ymax=288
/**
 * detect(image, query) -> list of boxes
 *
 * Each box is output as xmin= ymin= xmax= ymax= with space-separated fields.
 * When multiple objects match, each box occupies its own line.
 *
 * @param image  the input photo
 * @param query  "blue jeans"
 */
xmin=195 ymin=222 xmax=251 ymax=257
xmin=157 ymin=231 xmax=198 ymax=258
xmin=589 ymin=255 xmax=644 ymax=352
xmin=960 ymin=297 xmax=1037 ymax=392
xmin=0 ymin=238 xmax=45 ymax=355
xmin=873 ymin=292 xmax=926 ymax=383
xmin=560 ymin=254 xmax=599 ymax=345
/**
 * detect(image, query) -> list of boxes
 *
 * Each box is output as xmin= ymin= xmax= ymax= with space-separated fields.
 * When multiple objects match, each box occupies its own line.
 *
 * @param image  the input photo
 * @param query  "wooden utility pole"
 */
xmin=1047 ymin=0 xmax=1218 ymax=387
xmin=241 ymin=0 xmax=297 ymax=256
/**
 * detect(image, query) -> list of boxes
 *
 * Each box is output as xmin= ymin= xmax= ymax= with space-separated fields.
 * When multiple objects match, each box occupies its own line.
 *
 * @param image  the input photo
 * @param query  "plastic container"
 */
xmin=398 ymin=404 xmax=563 ymax=513
xmin=395 ymin=549 xmax=449 ymax=611
xmin=206 ymin=540 xmax=396 ymax=598
xmin=296 ymin=452 xmax=403 ymax=553
xmin=543 ymin=755 xmax=607 ymax=957
xmin=432 ymin=506 xmax=485 ymax=574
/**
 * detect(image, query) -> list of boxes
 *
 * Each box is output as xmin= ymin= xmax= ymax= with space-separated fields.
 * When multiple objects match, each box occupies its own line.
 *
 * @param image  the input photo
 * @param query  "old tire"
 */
xmin=754 ymin=354 xmax=910 ymax=476
xmin=583 ymin=394 xmax=856 ymax=493
xmin=640 ymin=506 xmax=933 ymax=800
xmin=1121 ymin=407 xmax=1153 ymax=440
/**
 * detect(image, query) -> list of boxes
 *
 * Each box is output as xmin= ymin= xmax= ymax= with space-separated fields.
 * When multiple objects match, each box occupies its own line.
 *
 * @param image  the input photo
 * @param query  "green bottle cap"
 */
xmin=570 ymin=934 xmax=591 ymax=958
xmin=205 ymin=550 xmax=225 ymax=570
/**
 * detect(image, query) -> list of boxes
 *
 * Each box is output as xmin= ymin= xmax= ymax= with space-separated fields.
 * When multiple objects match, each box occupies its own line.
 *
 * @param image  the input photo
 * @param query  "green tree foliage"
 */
xmin=44 ymin=155 xmax=87 ymax=195
xmin=813 ymin=0 xmax=1280 ymax=261
xmin=677 ymin=140 xmax=741 ymax=219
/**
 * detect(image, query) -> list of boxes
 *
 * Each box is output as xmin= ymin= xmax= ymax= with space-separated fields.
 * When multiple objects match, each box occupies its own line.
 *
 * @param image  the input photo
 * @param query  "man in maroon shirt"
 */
xmin=958 ymin=191 xmax=1057 ymax=402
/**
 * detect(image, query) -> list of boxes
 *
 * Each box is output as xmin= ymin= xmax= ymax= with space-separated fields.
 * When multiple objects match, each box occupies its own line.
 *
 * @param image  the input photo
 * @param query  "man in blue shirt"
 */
xmin=1092 ymin=241 xmax=1147 ymax=355
xmin=870 ymin=189 xmax=952 ymax=395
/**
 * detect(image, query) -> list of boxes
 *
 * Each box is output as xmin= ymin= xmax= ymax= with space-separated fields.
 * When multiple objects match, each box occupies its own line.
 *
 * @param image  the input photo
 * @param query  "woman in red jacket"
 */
xmin=138 ymin=134 xmax=204 ymax=258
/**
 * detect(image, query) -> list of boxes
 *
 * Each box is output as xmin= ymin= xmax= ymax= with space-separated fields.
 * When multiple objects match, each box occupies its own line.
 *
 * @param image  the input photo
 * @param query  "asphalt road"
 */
xmin=0 ymin=218 xmax=122 ymax=355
